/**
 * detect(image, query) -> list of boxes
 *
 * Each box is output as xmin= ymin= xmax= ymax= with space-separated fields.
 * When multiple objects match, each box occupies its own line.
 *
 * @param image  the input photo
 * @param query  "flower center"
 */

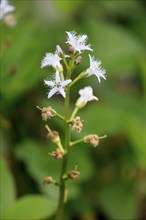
xmin=55 ymin=82 xmax=61 ymax=88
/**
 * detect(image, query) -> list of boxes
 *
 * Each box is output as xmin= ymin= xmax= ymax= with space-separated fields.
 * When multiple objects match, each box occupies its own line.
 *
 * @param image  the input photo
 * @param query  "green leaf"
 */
xmin=86 ymin=20 xmax=143 ymax=75
xmin=2 ymin=195 xmax=57 ymax=220
xmin=0 ymin=158 xmax=16 ymax=216
xmin=15 ymin=139 xmax=94 ymax=199
xmin=56 ymin=0 xmax=83 ymax=15
xmin=124 ymin=114 xmax=145 ymax=169
xmin=15 ymin=139 xmax=60 ymax=199
xmin=1 ymin=22 xmax=43 ymax=105
xmin=80 ymin=103 xmax=124 ymax=135
xmin=99 ymin=182 xmax=139 ymax=220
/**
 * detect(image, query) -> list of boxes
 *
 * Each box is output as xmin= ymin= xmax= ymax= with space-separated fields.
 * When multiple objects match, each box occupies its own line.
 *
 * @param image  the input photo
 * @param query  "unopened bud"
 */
xmin=69 ymin=171 xmax=80 ymax=180
xmin=75 ymin=56 xmax=82 ymax=65
xmin=49 ymin=148 xmax=63 ymax=160
xmin=72 ymin=116 xmax=84 ymax=133
xmin=43 ymin=176 xmax=54 ymax=185
xmin=67 ymin=46 xmax=74 ymax=53
xmin=84 ymin=134 xmax=99 ymax=147
xmin=56 ymin=45 xmax=63 ymax=57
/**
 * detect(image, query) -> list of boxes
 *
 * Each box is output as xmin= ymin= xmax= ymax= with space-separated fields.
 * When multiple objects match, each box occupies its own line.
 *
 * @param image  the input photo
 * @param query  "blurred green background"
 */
xmin=0 ymin=0 xmax=145 ymax=220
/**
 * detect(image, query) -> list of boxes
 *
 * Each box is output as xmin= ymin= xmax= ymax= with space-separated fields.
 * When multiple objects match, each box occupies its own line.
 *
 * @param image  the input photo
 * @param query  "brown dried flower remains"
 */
xmin=49 ymin=148 xmax=63 ymax=160
xmin=84 ymin=134 xmax=99 ymax=147
xmin=41 ymin=107 xmax=56 ymax=121
xmin=69 ymin=171 xmax=80 ymax=180
xmin=43 ymin=176 xmax=54 ymax=185
xmin=71 ymin=116 xmax=84 ymax=133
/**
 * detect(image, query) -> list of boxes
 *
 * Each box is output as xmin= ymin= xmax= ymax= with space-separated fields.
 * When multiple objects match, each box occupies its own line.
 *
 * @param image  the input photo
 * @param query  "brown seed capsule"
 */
xmin=83 ymin=134 xmax=99 ymax=147
xmin=49 ymin=148 xmax=63 ymax=160
xmin=69 ymin=171 xmax=80 ymax=180
xmin=43 ymin=176 xmax=54 ymax=185
xmin=71 ymin=116 xmax=84 ymax=133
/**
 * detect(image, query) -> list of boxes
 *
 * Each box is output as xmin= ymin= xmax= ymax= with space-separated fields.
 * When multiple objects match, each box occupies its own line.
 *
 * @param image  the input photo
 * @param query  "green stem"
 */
xmin=99 ymin=134 xmax=107 ymax=139
xmin=56 ymin=113 xmax=65 ymax=121
xmin=55 ymin=88 xmax=70 ymax=220
xmin=68 ymin=55 xmax=76 ymax=77
xmin=62 ymin=56 xmax=69 ymax=70
xmin=45 ymin=124 xmax=51 ymax=132
xmin=69 ymin=71 xmax=85 ymax=87
xmin=70 ymin=138 xmax=84 ymax=147
xmin=60 ymin=71 xmax=64 ymax=81
xmin=70 ymin=106 xmax=79 ymax=121
xmin=57 ymin=142 xmax=65 ymax=154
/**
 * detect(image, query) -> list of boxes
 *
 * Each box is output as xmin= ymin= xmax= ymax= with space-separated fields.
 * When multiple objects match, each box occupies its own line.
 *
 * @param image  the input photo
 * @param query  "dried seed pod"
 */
xmin=49 ymin=148 xmax=63 ymax=160
xmin=43 ymin=176 xmax=54 ymax=185
xmin=71 ymin=116 xmax=84 ymax=133
xmin=41 ymin=106 xmax=56 ymax=121
xmin=69 ymin=171 xmax=80 ymax=180
xmin=83 ymin=134 xmax=99 ymax=147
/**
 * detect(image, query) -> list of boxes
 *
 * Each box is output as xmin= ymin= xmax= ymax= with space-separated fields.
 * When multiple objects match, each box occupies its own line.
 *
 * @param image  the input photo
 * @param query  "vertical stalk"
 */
xmin=55 ymin=88 xmax=70 ymax=220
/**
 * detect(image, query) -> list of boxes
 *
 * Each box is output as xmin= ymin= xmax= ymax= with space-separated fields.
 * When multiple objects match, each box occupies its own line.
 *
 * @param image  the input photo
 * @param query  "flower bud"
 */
xmin=67 ymin=46 xmax=74 ymax=53
xmin=56 ymin=45 xmax=63 ymax=57
xmin=49 ymin=148 xmax=63 ymax=160
xmin=69 ymin=171 xmax=80 ymax=180
xmin=43 ymin=176 xmax=54 ymax=185
xmin=83 ymin=134 xmax=99 ymax=147
xmin=75 ymin=56 xmax=82 ymax=65
xmin=71 ymin=116 xmax=84 ymax=133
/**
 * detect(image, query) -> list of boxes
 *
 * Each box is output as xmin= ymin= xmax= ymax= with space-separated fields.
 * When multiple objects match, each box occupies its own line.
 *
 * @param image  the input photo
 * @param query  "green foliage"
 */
xmin=1 ymin=22 xmax=43 ymax=106
xmin=56 ymin=0 xmax=83 ymax=16
xmin=15 ymin=139 xmax=94 ymax=199
xmin=0 ymin=158 xmax=16 ymax=216
xmin=0 ymin=158 xmax=57 ymax=219
xmin=92 ymin=22 xmax=142 ymax=75
xmin=99 ymin=181 xmax=139 ymax=220
xmin=2 ymin=195 xmax=57 ymax=220
xmin=125 ymin=114 xmax=145 ymax=169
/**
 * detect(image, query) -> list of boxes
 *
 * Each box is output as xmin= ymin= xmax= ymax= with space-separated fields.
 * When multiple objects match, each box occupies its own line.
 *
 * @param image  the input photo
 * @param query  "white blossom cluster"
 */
xmin=41 ymin=31 xmax=106 ymax=103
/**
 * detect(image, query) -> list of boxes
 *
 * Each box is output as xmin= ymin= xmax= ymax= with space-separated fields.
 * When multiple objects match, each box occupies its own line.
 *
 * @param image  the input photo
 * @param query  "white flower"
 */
xmin=76 ymin=86 xmax=98 ymax=108
xmin=66 ymin=31 xmax=93 ymax=54
xmin=86 ymin=55 xmax=106 ymax=83
xmin=41 ymin=52 xmax=62 ymax=70
xmin=0 ymin=0 xmax=15 ymax=20
xmin=44 ymin=70 xmax=72 ymax=99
